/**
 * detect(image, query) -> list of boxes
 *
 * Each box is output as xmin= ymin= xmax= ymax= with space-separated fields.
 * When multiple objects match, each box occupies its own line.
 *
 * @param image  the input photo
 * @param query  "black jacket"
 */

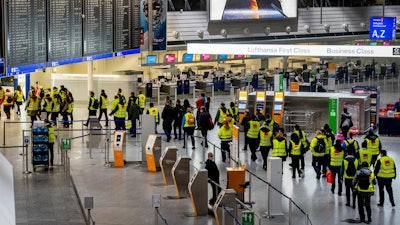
xmin=205 ymin=159 xmax=219 ymax=183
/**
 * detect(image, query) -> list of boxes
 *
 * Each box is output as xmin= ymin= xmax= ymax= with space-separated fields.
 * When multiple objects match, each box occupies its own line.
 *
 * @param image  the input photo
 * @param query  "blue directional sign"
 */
xmin=369 ymin=17 xmax=397 ymax=41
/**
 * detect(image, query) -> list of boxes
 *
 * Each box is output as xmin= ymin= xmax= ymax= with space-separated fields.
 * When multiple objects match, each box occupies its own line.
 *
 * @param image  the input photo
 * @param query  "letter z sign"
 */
xmin=369 ymin=17 xmax=397 ymax=41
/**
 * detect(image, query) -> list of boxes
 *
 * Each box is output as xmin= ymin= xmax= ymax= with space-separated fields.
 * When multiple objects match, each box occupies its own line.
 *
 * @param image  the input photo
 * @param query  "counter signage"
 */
xmin=83 ymin=53 xmax=113 ymax=62
xmin=48 ymin=58 xmax=82 ymax=67
xmin=5 ymin=0 xmax=47 ymax=74
xmin=47 ymin=0 xmax=83 ymax=64
xmin=369 ymin=17 xmax=396 ymax=41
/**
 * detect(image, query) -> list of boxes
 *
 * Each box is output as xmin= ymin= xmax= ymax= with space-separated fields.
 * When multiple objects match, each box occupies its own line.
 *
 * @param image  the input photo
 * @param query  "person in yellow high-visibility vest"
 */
xmin=374 ymin=150 xmax=396 ymax=207
xmin=246 ymin=115 xmax=260 ymax=161
xmin=1 ymin=89 xmax=14 ymax=119
xmin=272 ymin=129 xmax=287 ymax=170
xmin=330 ymin=140 xmax=345 ymax=195
xmin=136 ymin=91 xmax=146 ymax=114
xmin=353 ymin=161 xmax=376 ymax=223
xmin=259 ymin=124 xmax=273 ymax=170
xmin=147 ymin=102 xmax=159 ymax=133
xmin=288 ymin=133 xmax=303 ymax=178
xmin=357 ymin=141 xmax=372 ymax=168
xmin=98 ymin=89 xmax=109 ymax=127
xmin=25 ymin=95 xmax=40 ymax=127
xmin=84 ymin=91 xmax=98 ymax=126
xmin=14 ymin=85 xmax=25 ymax=115
xmin=0 ymin=86 xmax=4 ymax=117
xmin=109 ymin=99 xmax=127 ymax=130
xmin=218 ymin=120 xmax=232 ymax=163
xmin=363 ymin=130 xmax=382 ymax=167
xmin=45 ymin=119 xmax=55 ymax=168
xmin=182 ymin=107 xmax=196 ymax=149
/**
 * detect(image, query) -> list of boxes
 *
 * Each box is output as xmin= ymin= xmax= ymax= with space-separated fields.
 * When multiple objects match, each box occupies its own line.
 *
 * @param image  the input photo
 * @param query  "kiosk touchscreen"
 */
xmin=272 ymin=92 xmax=285 ymax=125
xmin=113 ymin=131 xmax=125 ymax=167
xmin=159 ymin=146 xmax=178 ymax=185
xmin=236 ymin=90 xmax=248 ymax=124
xmin=188 ymin=169 xmax=208 ymax=216
xmin=254 ymin=91 xmax=267 ymax=116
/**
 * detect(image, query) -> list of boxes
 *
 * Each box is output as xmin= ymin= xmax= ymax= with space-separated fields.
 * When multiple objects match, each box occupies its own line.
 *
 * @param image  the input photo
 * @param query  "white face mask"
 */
xmin=209 ymin=157 xmax=214 ymax=161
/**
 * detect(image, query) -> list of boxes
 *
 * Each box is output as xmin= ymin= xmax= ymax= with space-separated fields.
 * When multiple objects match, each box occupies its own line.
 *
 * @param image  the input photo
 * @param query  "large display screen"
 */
xmin=369 ymin=17 xmax=397 ymax=41
xmin=201 ymin=54 xmax=211 ymax=61
xmin=146 ymin=55 xmax=157 ymax=64
xmin=219 ymin=54 xmax=228 ymax=60
xmin=238 ymin=103 xmax=246 ymax=110
xmin=210 ymin=0 xmax=297 ymax=21
xmin=183 ymin=53 xmax=194 ymax=62
xmin=165 ymin=54 xmax=176 ymax=63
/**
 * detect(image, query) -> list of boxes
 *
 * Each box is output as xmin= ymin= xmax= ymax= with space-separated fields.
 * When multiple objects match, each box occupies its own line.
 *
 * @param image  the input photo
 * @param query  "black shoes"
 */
xmin=83 ymin=123 xmax=88 ymax=127
xmin=166 ymin=136 xmax=171 ymax=142
xmin=192 ymin=146 xmax=195 ymax=150
xmin=377 ymin=203 xmax=383 ymax=207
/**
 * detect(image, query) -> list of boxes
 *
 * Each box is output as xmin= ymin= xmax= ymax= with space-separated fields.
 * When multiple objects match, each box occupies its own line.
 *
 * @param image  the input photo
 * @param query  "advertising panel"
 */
xmin=140 ymin=0 xmax=167 ymax=51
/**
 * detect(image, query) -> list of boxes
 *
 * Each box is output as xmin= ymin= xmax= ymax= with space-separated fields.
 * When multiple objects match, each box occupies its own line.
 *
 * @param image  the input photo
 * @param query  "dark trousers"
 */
xmin=4 ymin=106 xmax=12 ymax=119
xmin=248 ymin=138 xmax=258 ymax=160
xmin=200 ymin=128 xmax=208 ymax=147
xmin=209 ymin=180 xmax=221 ymax=204
xmin=291 ymin=155 xmax=302 ymax=177
xmin=68 ymin=111 xmax=74 ymax=124
xmin=62 ymin=112 xmax=69 ymax=127
xmin=312 ymin=155 xmax=324 ymax=177
xmin=163 ymin=122 xmax=172 ymax=140
xmin=357 ymin=192 xmax=372 ymax=222
xmin=342 ymin=126 xmax=350 ymax=138
xmin=221 ymin=141 xmax=231 ymax=162
xmin=98 ymin=108 xmax=108 ymax=126
xmin=377 ymin=177 xmax=395 ymax=205
xmin=183 ymin=127 xmax=195 ymax=148
xmin=323 ymin=154 xmax=329 ymax=174
xmin=46 ymin=111 xmax=51 ymax=120
xmin=114 ymin=116 xmax=125 ymax=130
xmin=51 ymin=112 xmax=59 ymax=125
xmin=174 ymin=120 xmax=182 ymax=139
xmin=371 ymin=154 xmax=379 ymax=168
xmin=345 ymin=178 xmax=356 ymax=206
xmin=47 ymin=143 xmax=54 ymax=166
xmin=330 ymin=166 xmax=342 ymax=194
xmin=86 ymin=110 xmax=97 ymax=125
xmin=259 ymin=146 xmax=271 ymax=168
xmin=129 ymin=118 xmax=137 ymax=136
xmin=300 ymin=153 xmax=305 ymax=169
xmin=243 ymin=129 xmax=249 ymax=150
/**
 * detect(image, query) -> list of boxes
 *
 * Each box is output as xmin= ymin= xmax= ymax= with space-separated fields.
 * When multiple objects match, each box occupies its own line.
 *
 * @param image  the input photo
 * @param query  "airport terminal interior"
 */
xmin=1 ymin=1 xmax=400 ymax=225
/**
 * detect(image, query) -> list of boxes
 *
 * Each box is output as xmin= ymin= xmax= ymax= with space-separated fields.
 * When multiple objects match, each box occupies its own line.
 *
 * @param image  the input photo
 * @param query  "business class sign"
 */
xmin=187 ymin=44 xmax=400 ymax=58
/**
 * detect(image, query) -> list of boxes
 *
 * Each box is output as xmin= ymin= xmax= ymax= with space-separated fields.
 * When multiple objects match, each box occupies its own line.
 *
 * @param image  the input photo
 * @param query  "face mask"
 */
xmin=209 ymin=157 xmax=214 ymax=161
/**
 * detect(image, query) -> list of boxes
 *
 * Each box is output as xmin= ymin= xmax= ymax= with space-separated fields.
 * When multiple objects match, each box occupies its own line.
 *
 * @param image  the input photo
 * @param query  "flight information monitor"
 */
xmin=83 ymin=0 xmax=114 ymax=59
xmin=47 ymin=0 xmax=83 ymax=66
xmin=5 ymin=0 xmax=47 ymax=75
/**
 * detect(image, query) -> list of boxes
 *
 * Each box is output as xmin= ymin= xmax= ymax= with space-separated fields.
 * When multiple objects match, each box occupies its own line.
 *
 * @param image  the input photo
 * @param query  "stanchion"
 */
xmin=3 ymin=121 xmax=6 ymax=145
xmin=81 ymin=121 xmax=85 ymax=143
xmin=212 ymin=85 xmax=214 ymax=98
xmin=174 ymin=88 xmax=177 ymax=105
xmin=104 ymin=138 xmax=111 ymax=167
xmin=157 ymin=86 xmax=160 ymax=107
xmin=23 ymin=144 xmax=31 ymax=174
xmin=289 ymin=198 xmax=293 ymax=225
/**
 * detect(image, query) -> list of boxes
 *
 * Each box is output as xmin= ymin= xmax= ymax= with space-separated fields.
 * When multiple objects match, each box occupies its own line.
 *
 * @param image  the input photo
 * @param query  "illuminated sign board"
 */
xmin=369 ymin=17 xmax=396 ymax=41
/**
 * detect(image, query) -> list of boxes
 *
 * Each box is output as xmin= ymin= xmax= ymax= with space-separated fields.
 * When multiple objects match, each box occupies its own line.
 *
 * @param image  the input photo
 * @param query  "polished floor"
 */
xmin=2 ymin=76 xmax=400 ymax=225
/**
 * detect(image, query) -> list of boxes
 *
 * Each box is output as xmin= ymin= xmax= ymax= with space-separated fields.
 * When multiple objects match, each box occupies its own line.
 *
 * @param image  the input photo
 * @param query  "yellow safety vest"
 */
xmin=51 ymin=89 xmax=58 ymax=97
xmin=218 ymin=127 xmax=232 ymax=141
xmin=101 ymin=96 xmax=108 ymax=109
xmin=148 ymin=107 xmax=159 ymax=122
xmin=330 ymin=146 xmax=344 ymax=167
xmin=289 ymin=140 xmax=301 ymax=156
xmin=376 ymin=156 xmax=395 ymax=178
xmin=44 ymin=98 xmax=53 ymax=112
xmin=48 ymin=126 xmax=55 ymax=144
xmin=15 ymin=90 xmax=24 ymax=102
xmin=0 ymin=89 xmax=4 ymax=98
xmin=89 ymin=97 xmax=97 ymax=110
xmin=259 ymin=130 xmax=272 ymax=146
xmin=355 ymin=172 xmax=375 ymax=193
xmin=365 ymin=138 xmax=380 ymax=156
xmin=27 ymin=98 xmax=40 ymax=110
xmin=67 ymin=102 xmax=74 ymax=113
xmin=218 ymin=108 xmax=227 ymax=124
xmin=358 ymin=149 xmax=372 ymax=167
xmin=111 ymin=99 xmax=119 ymax=111
xmin=137 ymin=94 xmax=146 ymax=108
xmin=52 ymin=99 xmax=60 ymax=112
xmin=114 ymin=104 xmax=127 ymax=118
xmin=344 ymin=139 xmax=359 ymax=152
xmin=246 ymin=121 xmax=260 ymax=139
xmin=310 ymin=135 xmax=327 ymax=157
xmin=3 ymin=94 xmax=14 ymax=106
xmin=272 ymin=139 xmax=287 ymax=157
xmin=184 ymin=113 xmax=195 ymax=127
xmin=228 ymin=107 xmax=238 ymax=117
xmin=343 ymin=158 xmax=359 ymax=179
xmin=294 ymin=130 xmax=308 ymax=148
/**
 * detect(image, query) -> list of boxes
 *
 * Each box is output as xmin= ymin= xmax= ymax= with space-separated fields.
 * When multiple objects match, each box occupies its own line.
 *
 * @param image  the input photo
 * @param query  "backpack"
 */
xmin=315 ymin=138 xmax=326 ymax=153
xmin=92 ymin=98 xmax=99 ymax=109
xmin=346 ymin=160 xmax=357 ymax=177
xmin=187 ymin=113 xmax=194 ymax=125
xmin=208 ymin=117 xmax=214 ymax=130
xmin=6 ymin=96 xmax=12 ymax=103
xmin=357 ymin=171 xmax=371 ymax=190
xmin=346 ymin=140 xmax=356 ymax=153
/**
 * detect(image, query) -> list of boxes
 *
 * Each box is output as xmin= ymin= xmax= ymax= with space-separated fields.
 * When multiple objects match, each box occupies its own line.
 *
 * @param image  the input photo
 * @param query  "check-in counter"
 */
xmin=159 ymin=81 xmax=197 ymax=95
xmin=299 ymin=83 xmax=311 ymax=92
xmin=196 ymin=80 xmax=214 ymax=92
xmin=231 ymin=77 xmax=246 ymax=87
xmin=138 ymin=85 xmax=159 ymax=98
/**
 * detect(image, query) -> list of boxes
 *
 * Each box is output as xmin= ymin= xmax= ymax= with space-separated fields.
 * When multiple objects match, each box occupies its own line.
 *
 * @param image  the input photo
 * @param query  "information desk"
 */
xmin=196 ymin=80 xmax=214 ymax=92
xmin=226 ymin=167 xmax=245 ymax=201
xmin=379 ymin=117 xmax=400 ymax=136
xmin=161 ymin=81 xmax=196 ymax=95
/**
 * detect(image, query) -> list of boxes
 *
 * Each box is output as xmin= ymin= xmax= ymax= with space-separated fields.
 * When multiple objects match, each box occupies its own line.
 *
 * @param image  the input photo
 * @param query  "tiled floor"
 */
xmin=2 ymin=76 xmax=400 ymax=225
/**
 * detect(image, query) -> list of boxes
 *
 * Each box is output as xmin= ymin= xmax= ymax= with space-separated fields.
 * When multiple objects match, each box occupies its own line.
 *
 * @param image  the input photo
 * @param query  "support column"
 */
xmin=87 ymin=61 xmax=94 ymax=94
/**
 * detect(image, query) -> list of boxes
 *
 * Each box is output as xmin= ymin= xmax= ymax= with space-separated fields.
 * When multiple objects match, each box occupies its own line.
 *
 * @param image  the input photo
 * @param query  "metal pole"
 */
xmin=212 ymin=85 xmax=214 ymax=98
xmin=213 ymin=145 xmax=216 ymax=161
xmin=267 ymin=185 xmax=271 ymax=218
xmin=87 ymin=209 xmax=91 ymax=225
xmin=23 ymin=144 xmax=31 ymax=174
xmin=158 ymin=86 xmax=160 ymax=107
xmin=155 ymin=208 xmax=158 ymax=225
xmin=174 ymin=88 xmax=177 ymax=105
xmin=305 ymin=213 xmax=309 ymax=225
xmin=3 ymin=121 xmax=6 ymax=145
xmin=289 ymin=198 xmax=292 ymax=225
xmin=248 ymin=174 xmax=252 ymax=205
xmin=82 ymin=121 xmax=84 ymax=143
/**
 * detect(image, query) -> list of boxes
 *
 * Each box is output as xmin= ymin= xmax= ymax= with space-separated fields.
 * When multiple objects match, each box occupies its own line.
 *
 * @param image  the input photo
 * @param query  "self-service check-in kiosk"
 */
xmin=237 ymin=90 xmax=248 ymax=125
xmin=188 ymin=169 xmax=208 ymax=216
xmin=254 ymin=91 xmax=266 ymax=116
xmin=171 ymin=156 xmax=191 ymax=198
xmin=272 ymin=92 xmax=285 ymax=125
xmin=113 ymin=130 xmax=125 ymax=167
xmin=213 ymin=189 xmax=237 ymax=225
xmin=159 ymin=146 xmax=178 ymax=185
xmin=145 ymin=134 xmax=162 ymax=172
xmin=226 ymin=167 xmax=246 ymax=202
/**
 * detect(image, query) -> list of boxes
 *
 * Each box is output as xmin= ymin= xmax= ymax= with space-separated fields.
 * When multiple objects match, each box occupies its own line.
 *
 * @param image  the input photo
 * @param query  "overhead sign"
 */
xmin=369 ymin=17 xmax=397 ymax=41
xmin=187 ymin=43 xmax=400 ymax=58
